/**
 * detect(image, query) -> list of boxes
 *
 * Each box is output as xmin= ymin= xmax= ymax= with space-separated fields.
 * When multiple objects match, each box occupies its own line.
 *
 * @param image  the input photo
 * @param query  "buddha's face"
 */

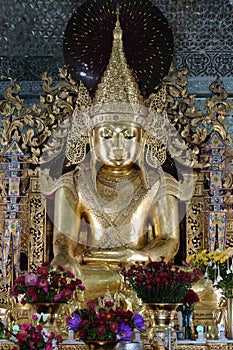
xmin=92 ymin=122 xmax=143 ymax=168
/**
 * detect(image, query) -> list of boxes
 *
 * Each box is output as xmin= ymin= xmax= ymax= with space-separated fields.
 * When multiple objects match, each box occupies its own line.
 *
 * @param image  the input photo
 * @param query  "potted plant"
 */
xmin=120 ymin=257 xmax=202 ymax=304
xmin=187 ymin=248 xmax=233 ymax=339
xmin=10 ymin=262 xmax=85 ymax=305
xmin=9 ymin=262 xmax=85 ymax=332
xmin=120 ymin=256 xmax=202 ymax=344
xmin=67 ymin=300 xmax=146 ymax=350
xmin=8 ymin=313 xmax=63 ymax=350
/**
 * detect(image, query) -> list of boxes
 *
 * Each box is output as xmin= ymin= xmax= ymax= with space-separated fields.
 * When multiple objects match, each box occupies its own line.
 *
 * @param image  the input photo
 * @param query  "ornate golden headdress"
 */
xmin=66 ymin=9 xmax=168 ymax=167
xmin=90 ymin=8 xmax=147 ymax=128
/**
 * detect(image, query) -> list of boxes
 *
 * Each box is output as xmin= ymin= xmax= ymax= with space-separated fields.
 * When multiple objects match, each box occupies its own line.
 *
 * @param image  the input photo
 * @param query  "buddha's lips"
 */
xmin=109 ymin=148 xmax=127 ymax=160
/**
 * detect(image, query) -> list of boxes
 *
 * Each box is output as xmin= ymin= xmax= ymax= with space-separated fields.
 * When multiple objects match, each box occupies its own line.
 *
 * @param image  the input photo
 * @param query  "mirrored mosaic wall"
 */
xmin=0 ymin=0 xmax=233 ymax=98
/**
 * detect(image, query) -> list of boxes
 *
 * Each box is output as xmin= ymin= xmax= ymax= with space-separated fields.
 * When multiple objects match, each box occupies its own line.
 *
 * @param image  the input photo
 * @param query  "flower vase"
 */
xmin=226 ymin=298 xmax=233 ymax=339
xmin=30 ymin=302 xmax=64 ymax=333
xmin=181 ymin=309 xmax=193 ymax=340
xmin=87 ymin=341 xmax=118 ymax=350
xmin=144 ymin=303 xmax=179 ymax=350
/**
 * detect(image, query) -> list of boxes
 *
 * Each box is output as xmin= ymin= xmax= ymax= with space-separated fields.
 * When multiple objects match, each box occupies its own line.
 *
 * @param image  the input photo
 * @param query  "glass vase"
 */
xmin=181 ymin=309 xmax=193 ymax=340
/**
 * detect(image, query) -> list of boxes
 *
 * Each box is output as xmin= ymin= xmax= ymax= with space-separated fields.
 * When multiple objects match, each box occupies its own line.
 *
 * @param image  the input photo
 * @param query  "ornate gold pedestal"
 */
xmin=193 ymin=302 xmax=219 ymax=340
xmin=1 ymin=341 xmax=233 ymax=349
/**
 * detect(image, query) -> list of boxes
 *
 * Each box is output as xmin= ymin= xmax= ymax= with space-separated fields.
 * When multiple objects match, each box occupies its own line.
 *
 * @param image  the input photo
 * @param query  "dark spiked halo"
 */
xmin=63 ymin=0 xmax=174 ymax=98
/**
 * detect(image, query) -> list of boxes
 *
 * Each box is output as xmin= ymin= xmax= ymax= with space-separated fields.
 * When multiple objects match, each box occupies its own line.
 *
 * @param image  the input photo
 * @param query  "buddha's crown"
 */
xmin=90 ymin=8 xmax=148 ymax=129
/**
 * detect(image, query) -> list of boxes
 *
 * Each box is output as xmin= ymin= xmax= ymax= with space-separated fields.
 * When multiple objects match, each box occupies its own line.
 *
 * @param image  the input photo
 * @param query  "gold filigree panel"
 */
xmin=28 ymin=193 xmax=46 ymax=270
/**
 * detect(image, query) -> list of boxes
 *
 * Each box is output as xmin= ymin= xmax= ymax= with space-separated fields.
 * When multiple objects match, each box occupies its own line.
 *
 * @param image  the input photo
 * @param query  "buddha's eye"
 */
xmin=123 ymin=130 xmax=136 ymax=139
xmin=101 ymin=129 xmax=113 ymax=139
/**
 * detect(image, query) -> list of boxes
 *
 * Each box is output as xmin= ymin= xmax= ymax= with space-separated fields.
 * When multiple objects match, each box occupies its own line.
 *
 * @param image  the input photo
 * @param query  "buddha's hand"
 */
xmin=123 ymin=248 xmax=151 ymax=264
xmin=51 ymin=254 xmax=82 ymax=278
xmin=82 ymin=248 xmax=150 ymax=265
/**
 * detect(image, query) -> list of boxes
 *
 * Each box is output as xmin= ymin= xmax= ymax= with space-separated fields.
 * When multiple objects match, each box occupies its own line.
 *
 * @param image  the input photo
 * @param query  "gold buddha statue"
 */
xmin=42 ymin=11 xmax=194 ymax=301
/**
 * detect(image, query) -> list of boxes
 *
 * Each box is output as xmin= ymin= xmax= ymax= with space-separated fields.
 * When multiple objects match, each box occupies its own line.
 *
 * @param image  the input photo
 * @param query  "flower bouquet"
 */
xmin=10 ymin=262 xmax=85 ymax=304
xmin=120 ymin=257 xmax=202 ymax=303
xmin=67 ymin=300 xmax=146 ymax=342
xmin=177 ymin=289 xmax=200 ymax=311
xmin=187 ymin=248 xmax=233 ymax=298
xmin=9 ymin=313 xmax=63 ymax=350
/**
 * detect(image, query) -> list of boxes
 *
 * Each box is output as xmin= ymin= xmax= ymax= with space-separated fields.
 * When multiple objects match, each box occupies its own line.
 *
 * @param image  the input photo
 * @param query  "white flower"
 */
xmin=217 ymin=274 xmax=223 ymax=282
xmin=226 ymin=249 xmax=233 ymax=257
xmin=213 ymin=279 xmax=218 ymax=286
xmin=204 ymin=267 xmax=209 ymax=278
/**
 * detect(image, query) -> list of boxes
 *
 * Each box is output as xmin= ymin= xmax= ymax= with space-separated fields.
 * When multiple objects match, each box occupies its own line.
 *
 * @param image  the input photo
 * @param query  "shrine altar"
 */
xmin=1 ymin=340 xmax=233 ymax=350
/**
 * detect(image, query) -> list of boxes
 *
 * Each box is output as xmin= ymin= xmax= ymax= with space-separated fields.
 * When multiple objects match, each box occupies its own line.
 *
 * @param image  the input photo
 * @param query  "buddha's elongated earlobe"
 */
xmin=89 ymin=130 xmax=97 ymax=191
xmin=66 ymin=134 xmax=88 ymax=165
xmin=138 ymin=134 xmax=150 ymax=190
xmin=145 ymin=133 xmax=167 ymax=169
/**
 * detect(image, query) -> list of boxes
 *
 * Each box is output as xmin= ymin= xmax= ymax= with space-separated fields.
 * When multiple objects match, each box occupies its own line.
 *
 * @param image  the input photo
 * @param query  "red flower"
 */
xmin=182 ymin=289 xmax=199 ymax=305
xmin=97 ymin=325 xmax=107 ymax=335
xmin=99 ymin=311 xmax=115 ymax=322
xmin=48 ymin=331 xmax=55 ymax=340
xmin=38 ymin=266 xmax=49 ymax=276
xmin=36 ymin=324 xmax=43 ymax=331
xmin=60 ymin=277 xmax=67 ymax=285
xmin=20 ymin=323 xmax=32 ymax=331
xmin=61 ymin=289 xmax=73 ymax=299
xmin=110 ymin=322 xmax=119 ymax=332
xmin=17 ymin=332 xmax=28 ymax=341
xmin=67 ymin=270 xmax=75 ymax=278
xmin=87 ymin=301 xmax=95 ymax=309
xmin=32 ymin=314 xmax=38 ymax=321
xmin=57 ymin=264 xmax=65 ymax=271
xmin=57 ymin=335 xmax=63 ymax=342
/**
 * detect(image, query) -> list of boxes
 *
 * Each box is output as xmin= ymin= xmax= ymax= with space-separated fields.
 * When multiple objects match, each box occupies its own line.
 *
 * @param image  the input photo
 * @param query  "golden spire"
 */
xmin=93 ymin=8 xmax=144 ymax=107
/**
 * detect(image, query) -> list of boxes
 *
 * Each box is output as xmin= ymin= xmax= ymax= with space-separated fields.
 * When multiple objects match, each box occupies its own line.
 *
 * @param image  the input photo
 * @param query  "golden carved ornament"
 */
xmin=1 ymin=67 xmax=231 ymax=170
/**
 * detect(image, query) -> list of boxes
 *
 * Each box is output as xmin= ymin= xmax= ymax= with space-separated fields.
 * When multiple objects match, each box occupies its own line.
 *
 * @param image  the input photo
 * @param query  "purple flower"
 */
xmin=68 ymin=313 xmax=81 ymax=331
xmin=116 ymin=323 xmax=133 ymax=341
xmin=24 ymin=273 xmax=38 ymax=286
xmin=38 ymin=278 xmax=49 ymax=292
xmin=54 ymin=293 xmax=62 ymax=302
xmin=133 ymin=313 xmax=146 ymax=332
